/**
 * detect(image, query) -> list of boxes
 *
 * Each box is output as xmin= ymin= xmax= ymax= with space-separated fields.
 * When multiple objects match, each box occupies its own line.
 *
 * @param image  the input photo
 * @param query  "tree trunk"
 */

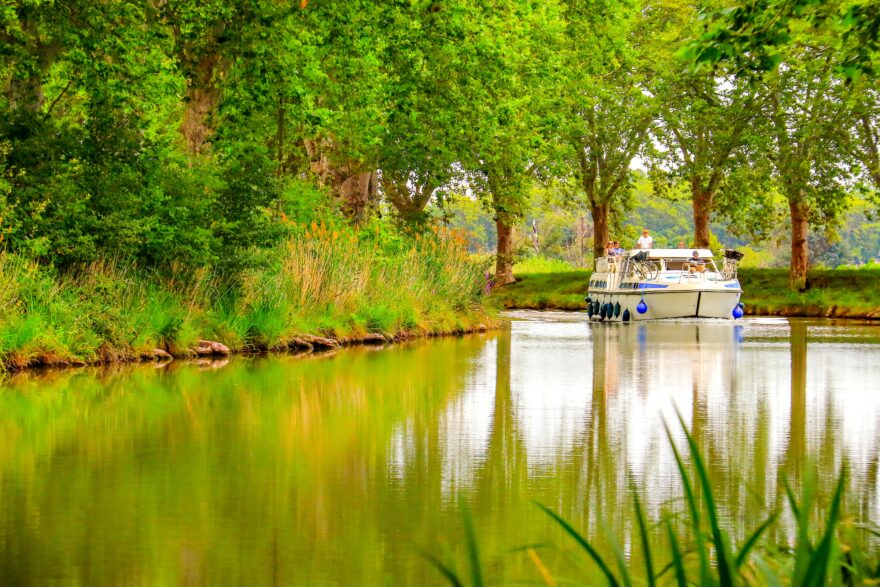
xmin=789 ymin=198 xmax=810 ymax=290
xmin=181 ymin=53 xmax=226 ymax=155
xmin=303 ymin=138 xmax=379 ymax=224
xmin=4 ymin=37 xmax=60 ymax=113
xmin=495 ymin=218 xmax=515 ymax=286
xmin=590 ymin=200 xmax=609 ymax=261
xmin=692 ymin=180 xmax=712 ymax=248
xmin=274 ymin=96 xmax=286 ymax=174
xmin=6 ymin=72 xmax=45 ymax=113
xmin=338 ymin=171 xmax=378 ymax=225
xmin=383 ymin=174 xmax=433 ymax=226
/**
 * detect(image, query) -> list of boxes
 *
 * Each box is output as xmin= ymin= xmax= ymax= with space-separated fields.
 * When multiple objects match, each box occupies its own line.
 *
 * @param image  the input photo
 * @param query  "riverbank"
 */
xmin=0 ymin=232 xmax=498 ymax=372
xmin=494 ymin=267 xmax=880 ymax=318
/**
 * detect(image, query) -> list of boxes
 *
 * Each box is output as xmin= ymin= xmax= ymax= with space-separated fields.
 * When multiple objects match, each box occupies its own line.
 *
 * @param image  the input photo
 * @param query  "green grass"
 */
xmin=737 ymin=268 xmax=880 ymax=318
xmin=428 ymin=413 xmax=879 ymax=586
xmin=0 ymin=230 xmax=498 ymax=370
xmin=494 ymin=270 xmax=591 ymax=310
xmin=494 ymin=266 xmax=880 ymax=318
xmin=512 ymin=255 xmax=582 ymax=274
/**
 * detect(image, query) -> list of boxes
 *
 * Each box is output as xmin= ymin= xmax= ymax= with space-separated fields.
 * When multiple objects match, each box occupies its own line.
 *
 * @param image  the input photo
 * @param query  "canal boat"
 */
xmin=585 ymin=248 xmax=744 ymax=322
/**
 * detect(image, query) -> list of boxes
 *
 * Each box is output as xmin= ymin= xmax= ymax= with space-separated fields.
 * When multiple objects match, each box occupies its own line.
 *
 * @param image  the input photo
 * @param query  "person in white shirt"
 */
xmin=637 ymin=229 xmax=653 ymax=249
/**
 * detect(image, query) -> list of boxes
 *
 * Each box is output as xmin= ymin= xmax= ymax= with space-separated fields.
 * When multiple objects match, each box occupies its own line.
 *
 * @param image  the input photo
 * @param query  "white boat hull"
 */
xmin=586 ymin=289 xmax=742 ymax=321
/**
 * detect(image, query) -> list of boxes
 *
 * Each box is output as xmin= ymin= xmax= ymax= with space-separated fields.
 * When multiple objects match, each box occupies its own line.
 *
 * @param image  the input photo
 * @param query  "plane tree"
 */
xmin=846 ymin=81 xmax=880 ymax=191
xmin=760 ymin=50 xmax=853 ymax=289
xmin=455 ymin=0 xmax=565 ymax=285
xmin=376 ymin=3 xmax=470 ymax=227
xmin=649 ymin=71 xmax=761 ymax=248
xmin=557 ymin=0 xmax=655 ymax=260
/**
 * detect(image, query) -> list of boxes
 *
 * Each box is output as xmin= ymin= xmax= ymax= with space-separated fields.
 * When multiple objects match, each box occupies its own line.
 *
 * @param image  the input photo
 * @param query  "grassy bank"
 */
xmin=495 ymin=266 xmax=880 ymax=318
xmin=0 ymin=227 xmax=497 ymax=371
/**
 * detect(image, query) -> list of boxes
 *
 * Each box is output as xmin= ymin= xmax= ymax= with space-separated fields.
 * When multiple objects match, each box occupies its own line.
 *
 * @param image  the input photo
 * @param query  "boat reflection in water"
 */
xmin=2 ymin=313 xmax=879 ymax=584
xmin=419 ymin=313 xmax=880 ymax=550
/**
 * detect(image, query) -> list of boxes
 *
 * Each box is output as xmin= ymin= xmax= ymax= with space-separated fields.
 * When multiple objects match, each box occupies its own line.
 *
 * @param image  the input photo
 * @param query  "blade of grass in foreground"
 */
xmin=788 ymin=471 xmax=816 ymax=585
xmin=534 ymin=501 xmax=620 ymax=587
xmin=419 ymin=549 xmax=464 ymax=587
xmin=735 ymin=512 xmax=778 ymax=569
xmin=459 ymin=498 xmax=484 ymax=587
xmin=664 ymin=515 xmax=688 ymax=587
xmin=675 ymin=409 xmax=735 ymax=587
xmin=754 ymin=555 xmax=785 ymax=587
xmin=663 ymin=419 xmax=712 ymax=586
xmin=632 ymin=488 xmax=656 ymax=587
xmin=801 ymin=468 xmax=847 ymax=587
xmin=601 ymin=517 xmax=633 ymax=587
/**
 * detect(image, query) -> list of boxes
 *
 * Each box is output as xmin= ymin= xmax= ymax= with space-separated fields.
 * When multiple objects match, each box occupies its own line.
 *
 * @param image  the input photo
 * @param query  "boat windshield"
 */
xmin=662 ymin=258 xmax=719 ymax=272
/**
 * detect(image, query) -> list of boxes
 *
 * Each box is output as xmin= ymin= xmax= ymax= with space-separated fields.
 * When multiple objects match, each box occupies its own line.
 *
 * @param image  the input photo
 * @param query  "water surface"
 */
xmin=1 ymin=313 xmax=879 ymax=584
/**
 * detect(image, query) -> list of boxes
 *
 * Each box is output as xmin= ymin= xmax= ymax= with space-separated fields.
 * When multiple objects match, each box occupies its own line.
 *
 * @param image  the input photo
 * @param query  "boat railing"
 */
xmin=721 ymin=249 xmax=744 ymax=280
xmin=596 ymin=255 xmax=625 ymax=273
xmin=622 ymin=254 xmax=660 ymax=281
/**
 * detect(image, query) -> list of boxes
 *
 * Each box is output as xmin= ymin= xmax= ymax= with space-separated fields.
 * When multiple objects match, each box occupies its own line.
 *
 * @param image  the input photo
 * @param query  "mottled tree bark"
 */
xmin=495 ymin=218 xmax=515 ymax=286
xmin=789 ymin=198 xmax=810 ymax=290
xmin=303 ymin=138 xmax=379 ymax=223
xmin=5 ymin=72 xmax=45 ymax=112
xmin=382 ymin=173 xmax=434 ymax=225
xmin=692 ymin=180 xmax=712 ymax=248
xmin=181 ymin=52 xmax=227 ymax=155
xmin=858 ymin=114 xmax=880 ymax=188
xmin=589 ymin=200 xmax=609 ymax=261
xmin=2 ymin=30 xmax=60 ymax=113
xmin=338 ymin=171 xmax=378 ymax=225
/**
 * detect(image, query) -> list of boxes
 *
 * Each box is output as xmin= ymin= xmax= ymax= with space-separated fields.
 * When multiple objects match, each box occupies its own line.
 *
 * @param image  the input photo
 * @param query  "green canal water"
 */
xmin=1 ymin=313 xmax=879 ymax=585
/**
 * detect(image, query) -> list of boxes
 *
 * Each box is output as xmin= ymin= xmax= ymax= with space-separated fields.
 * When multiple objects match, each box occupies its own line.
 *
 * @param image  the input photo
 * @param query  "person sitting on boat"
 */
xmin=612 ymin=241 xmax=626 ymax=255
xmin=637 ymin=229 xmax=653 ymax=249
xmin=686 ymin=250 xmax=706 ymax=273
xmin=606 ymin=241 xmax=618 ymax=257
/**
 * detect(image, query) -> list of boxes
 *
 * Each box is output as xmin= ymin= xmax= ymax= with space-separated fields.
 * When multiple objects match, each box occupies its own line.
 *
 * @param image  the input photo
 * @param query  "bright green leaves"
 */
xmin=682 ymin=0 xmax=878 ymax=79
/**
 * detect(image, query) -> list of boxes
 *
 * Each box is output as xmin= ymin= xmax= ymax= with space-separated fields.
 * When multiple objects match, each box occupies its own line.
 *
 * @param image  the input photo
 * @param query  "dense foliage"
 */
xmin=1 ymin=0 xmax=878 ymax=297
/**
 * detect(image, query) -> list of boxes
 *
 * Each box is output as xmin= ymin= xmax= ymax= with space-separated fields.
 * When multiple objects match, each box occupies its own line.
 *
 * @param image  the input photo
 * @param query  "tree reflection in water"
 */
xmin=0 ymin=315 xmax=879 ymax=583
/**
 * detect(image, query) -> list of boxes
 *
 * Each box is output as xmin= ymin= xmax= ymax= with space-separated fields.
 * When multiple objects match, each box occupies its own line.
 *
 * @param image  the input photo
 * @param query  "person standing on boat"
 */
xmin=637 ymin=229 xmax=653 ymax=249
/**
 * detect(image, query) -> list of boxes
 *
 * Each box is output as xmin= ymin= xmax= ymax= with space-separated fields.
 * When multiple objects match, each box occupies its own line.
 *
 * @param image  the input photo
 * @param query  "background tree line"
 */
xmin=1 ymin=0 xmax=877 ymax=290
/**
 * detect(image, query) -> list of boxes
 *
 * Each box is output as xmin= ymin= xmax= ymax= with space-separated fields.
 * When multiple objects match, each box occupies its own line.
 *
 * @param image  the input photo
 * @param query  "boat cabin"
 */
xmin=596 ymin=248 xmax=717 ymax=274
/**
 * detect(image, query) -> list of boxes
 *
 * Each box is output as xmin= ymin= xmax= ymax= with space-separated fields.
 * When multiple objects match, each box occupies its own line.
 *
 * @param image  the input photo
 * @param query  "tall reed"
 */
xmin=0 ymin=225 xmax=496 ymax=370
xmin=235 ymin=225 xmax=493 ymax=348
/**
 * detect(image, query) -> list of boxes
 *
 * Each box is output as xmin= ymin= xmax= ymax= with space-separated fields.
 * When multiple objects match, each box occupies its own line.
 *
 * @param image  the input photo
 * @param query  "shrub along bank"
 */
xmin=0 ymin=226 xmax=497 ymax=371
xmin=494 ymin=267 xmax=880 ymax=318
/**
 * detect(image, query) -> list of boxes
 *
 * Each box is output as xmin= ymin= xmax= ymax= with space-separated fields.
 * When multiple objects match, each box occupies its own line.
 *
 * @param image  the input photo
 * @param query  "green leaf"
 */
xmin=534 ymin=501 xmax=620 ymax=587
xmin=632 ymin=489 xmax=656 ymax=587
xmin=459 ymin=498 xmax=484 ymax=587
xmin=735 ymin=512 xmax=778 ymax=569
xmin=664 ymin=515 xmax=688 ymax=587
xmin=663 ymin=419 xmax=712 ymax=586
xmin=675 ymin=409 xmax=735 ymax=587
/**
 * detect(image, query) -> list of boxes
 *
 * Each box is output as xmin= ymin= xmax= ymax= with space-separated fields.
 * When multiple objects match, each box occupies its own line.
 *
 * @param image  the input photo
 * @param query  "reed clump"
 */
xmin=233 ymin=224 xmax=494 ymax=349
xmin=0 ymin=225 xmax=497 ymax=371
